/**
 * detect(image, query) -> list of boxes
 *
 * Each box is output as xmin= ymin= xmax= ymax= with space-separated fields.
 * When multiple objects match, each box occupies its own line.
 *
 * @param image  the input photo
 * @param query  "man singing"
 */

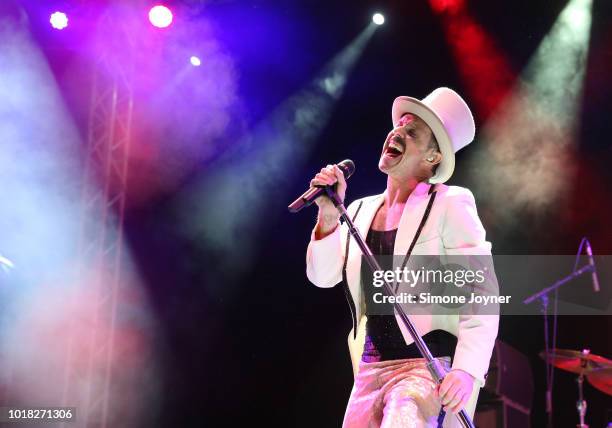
xmin=305 ymin=88 xmax=499 ymax=427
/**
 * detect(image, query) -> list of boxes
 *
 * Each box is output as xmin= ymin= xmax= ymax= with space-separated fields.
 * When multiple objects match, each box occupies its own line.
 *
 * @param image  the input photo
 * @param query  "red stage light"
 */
xmin=429 ymin=0 xmax=515 ymax=119
xmin=429 ymin=0 xmax=465 ymax=15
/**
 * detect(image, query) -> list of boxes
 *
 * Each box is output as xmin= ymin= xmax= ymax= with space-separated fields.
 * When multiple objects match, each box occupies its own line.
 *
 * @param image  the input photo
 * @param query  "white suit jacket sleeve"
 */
xmin=442 ymin=188 xmax=499 ymax=384
xmin=306 ymin=200 xmax=359 ymax=288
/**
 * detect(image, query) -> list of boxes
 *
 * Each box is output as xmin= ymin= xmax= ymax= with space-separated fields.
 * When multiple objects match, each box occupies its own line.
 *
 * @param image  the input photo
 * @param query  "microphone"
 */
xmin=584 ymin=239 xmax=600 ymax=292
xmin=288 ymin=159 xmax=355 ymax=213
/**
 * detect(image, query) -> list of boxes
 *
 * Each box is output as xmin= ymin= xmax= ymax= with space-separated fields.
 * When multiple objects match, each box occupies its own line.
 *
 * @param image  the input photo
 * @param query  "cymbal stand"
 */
xmin=576 ymin=351 xmax=589 ymax=428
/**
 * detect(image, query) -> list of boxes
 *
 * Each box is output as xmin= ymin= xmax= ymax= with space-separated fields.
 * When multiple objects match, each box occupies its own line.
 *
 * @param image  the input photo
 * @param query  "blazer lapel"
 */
xmin=394 ymin=182 xmax=434 ymax=256
xmin=345 ymin=194 xmax=384 ymax=322
xmin=354 ymin=194 xmax=384 ymax=244
xmin=344 ymin=183 xmax=433 ymax=324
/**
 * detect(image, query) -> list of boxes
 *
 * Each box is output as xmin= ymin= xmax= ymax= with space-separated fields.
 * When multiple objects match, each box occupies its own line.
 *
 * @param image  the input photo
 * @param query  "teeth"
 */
xmin=388 ymin=141 xmax=404 ymax=153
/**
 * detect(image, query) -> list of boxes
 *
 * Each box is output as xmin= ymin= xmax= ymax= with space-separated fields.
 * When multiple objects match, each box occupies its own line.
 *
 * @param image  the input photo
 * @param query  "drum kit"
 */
xmin=540 ymin=348 xmax=612 ymax=428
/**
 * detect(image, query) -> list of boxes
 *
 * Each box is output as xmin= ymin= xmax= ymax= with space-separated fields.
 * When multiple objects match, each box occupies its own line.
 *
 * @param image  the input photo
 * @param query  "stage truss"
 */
xmin=61 ymin=11 xmax=135 ymax=428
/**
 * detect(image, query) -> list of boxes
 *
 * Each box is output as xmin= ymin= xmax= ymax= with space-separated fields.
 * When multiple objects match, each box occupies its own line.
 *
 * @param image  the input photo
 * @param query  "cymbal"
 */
xmin=539 ymin=349 xmax=612 ymax=374
xmin=587 ymin=368 xmax=612 ymax=396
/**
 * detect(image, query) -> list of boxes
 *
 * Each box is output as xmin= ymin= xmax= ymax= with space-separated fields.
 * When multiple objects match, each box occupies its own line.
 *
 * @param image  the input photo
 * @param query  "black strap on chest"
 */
xmin=341 ymin=201 xmax=363 ymax=338
xmin=342 ymin=184 xmax=437 ymax=338
xmin=394 ymin=186 xmax=437 ymax=292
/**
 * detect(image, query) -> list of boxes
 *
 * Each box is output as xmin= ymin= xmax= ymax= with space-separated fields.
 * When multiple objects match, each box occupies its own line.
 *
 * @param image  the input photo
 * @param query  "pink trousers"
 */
xmin=342 ymin=357 xmax=479 ymax=428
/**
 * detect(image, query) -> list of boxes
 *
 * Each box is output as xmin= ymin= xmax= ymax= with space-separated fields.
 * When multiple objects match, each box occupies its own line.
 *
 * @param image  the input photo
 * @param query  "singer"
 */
xmin=305 ymin=88 xmax=499 ymax=427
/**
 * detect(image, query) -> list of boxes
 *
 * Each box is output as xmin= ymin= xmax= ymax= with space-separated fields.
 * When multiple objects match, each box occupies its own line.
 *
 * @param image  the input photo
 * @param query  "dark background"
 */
xmin=6 ymin=0 xmax=612 ymax=426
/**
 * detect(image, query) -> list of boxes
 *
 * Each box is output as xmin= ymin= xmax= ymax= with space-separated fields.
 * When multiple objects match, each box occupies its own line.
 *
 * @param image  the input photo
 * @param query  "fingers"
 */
xmin=333 ymin=165 xmax=346 ymax=185
xmin=436 ymin=376 xmax=451 ymax=400
xmin=310 ymin=174 xmax=334 ymax=187
xmin=439 ymin=378 xmax=461 ymax=408
xmin=437 ymin=373 xmax=473 ymax=414
xmin=447 ymin=392 xmax=469 ymax=414
xmin=443 ymin=386 xmax=464 ymax=413
xmin=333 ymin=165 xmax=347 ymax=200
xmin=310 ymin=165 xmax=341 ymax=188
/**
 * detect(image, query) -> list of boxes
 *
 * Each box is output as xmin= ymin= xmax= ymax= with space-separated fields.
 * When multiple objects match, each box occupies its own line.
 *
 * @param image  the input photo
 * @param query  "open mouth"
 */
xmin=384 ymin=136 xmax=405 ymax=158
xmin=385 ymin=146 xmax=403 ymax=157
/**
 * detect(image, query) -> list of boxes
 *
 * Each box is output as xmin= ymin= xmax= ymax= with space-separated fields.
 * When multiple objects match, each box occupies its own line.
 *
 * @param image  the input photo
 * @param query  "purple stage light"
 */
xmin=50 ymin=11 xmax=68 ymax=30
xmin=190 ymin=56 xmax=201 ymax=67
xmin=149 ymin=5 xmax=173 ymax=28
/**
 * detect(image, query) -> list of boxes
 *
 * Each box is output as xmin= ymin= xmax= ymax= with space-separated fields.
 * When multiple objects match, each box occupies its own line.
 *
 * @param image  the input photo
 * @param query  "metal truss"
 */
xmin=61 ymin=10 xmax=135 ymax=428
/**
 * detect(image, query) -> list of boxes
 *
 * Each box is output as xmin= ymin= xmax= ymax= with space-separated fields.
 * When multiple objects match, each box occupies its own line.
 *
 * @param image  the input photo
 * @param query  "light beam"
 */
xmin=175 ymin=24 xmax=377 ymax=287
xmin=465 ymin=0 xmax=594 ymax=230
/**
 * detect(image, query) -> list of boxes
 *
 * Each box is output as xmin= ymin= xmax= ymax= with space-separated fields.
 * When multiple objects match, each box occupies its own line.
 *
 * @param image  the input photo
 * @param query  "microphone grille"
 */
xmin=338 ymin=159 xmax=355 ymax=179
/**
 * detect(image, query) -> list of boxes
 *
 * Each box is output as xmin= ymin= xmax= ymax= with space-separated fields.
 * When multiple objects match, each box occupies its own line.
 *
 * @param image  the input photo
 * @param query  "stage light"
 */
xmin=148 ymin=5 xmax=173 ymax=28
xmin=429 ymin=0 xmax=514 ymax=119
xmin=372 ymin=13 xmax=385 ymax=25
xmin=524 ymin=0 xmax=593 ymax=121
xmin=174 ymin=23 xmax=377 ymax=286
xmin=462 ymin=0 xmax=593 ymax=227
xmin=50 ymin=11 xmax=68 ymax=30
xmin=190 ymin=56 xmax=201 ymax=67
xmin=429 ymin=0 xmax=465 ymax=14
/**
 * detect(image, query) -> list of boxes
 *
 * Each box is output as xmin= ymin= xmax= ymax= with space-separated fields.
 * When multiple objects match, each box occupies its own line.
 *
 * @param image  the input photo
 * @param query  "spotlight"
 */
xmin=190 ymin=56 xmax=201 ymax=67
xmin=429 ymin=0 xmax=465 ymax=14
xmin=50 ymin=11 xmax=68 ymax=30
xmin=372 ymin=13 xmax=385 ymax=25
xmin=149 ymin=5 xmax=173 ymax=28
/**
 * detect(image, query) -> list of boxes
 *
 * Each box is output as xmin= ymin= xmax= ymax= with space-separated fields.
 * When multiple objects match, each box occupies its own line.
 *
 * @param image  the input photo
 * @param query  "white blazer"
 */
xmin=306 ymin=182 xmax=499 ymax=385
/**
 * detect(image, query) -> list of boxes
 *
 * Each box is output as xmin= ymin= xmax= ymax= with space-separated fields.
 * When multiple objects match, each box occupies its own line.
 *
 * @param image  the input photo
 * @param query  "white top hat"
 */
xmin=391 ymin=87 xmax=475 ymax=184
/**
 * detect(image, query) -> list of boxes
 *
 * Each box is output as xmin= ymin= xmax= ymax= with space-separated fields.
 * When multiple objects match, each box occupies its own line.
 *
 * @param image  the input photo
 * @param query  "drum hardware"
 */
xmin=540 ymin=348 xmax=612 ymax=428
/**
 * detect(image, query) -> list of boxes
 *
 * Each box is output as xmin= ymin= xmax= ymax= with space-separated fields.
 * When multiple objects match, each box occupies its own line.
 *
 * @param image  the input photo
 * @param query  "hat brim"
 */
xmin=392 ymin=96 xmax=454 ymax=184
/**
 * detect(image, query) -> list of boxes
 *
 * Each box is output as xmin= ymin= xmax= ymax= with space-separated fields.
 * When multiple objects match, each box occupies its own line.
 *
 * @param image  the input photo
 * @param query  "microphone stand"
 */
xmin=523 ymin=264 xmax=595 ymax=306
xmin=523 ymin=262 xmax=596 ymax=428
xmin=324 ymin=186 xmax=476 ymax=428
